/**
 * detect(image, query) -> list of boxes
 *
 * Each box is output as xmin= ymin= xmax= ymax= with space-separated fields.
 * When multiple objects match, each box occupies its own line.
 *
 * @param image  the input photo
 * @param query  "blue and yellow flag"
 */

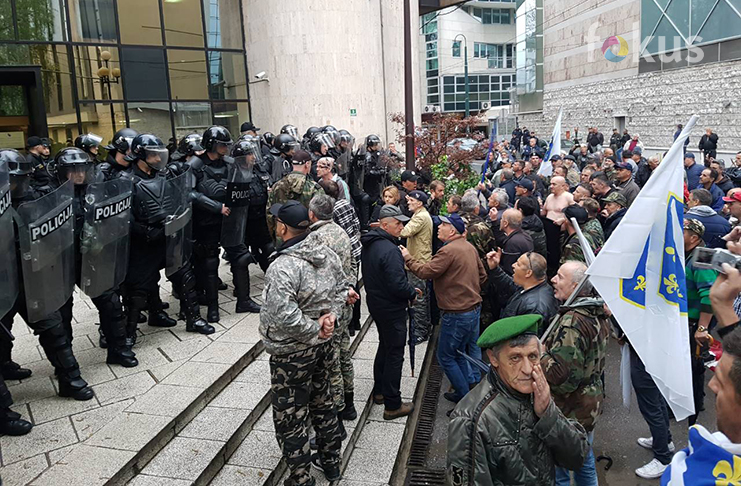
xmin=587 ymin=116 xmax=697 ymax=421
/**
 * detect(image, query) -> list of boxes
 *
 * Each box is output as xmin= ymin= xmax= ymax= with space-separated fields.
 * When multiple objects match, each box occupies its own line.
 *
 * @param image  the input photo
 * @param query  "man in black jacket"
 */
xmin=601 ymin=192 xmax=628 ymax=241
xmin=361 ymin=205 xmax=419 ymax=420
xmin=499 ymin=208 xmax=534 ymax=275
xmin=699 ymin=128 xmax=719 ymax=161
xmin=485 ymin=250 xmax=559 ymax=334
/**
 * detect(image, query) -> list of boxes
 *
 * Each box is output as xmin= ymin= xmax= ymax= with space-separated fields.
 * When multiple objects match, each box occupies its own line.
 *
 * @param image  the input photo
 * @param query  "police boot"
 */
xmin=340 ymin=393 xmax=357 ymax=421
xmin=125 ymin=295 xmax=147 ymax=347
xmin=38 ymin=326 xmax=94 ymax=401
xmin=233 ymin=259 xmax=261 ymax=314
xmin=104 ymin=319 xmax=138 ymax=368
xmin=0 ymin=361 xmax=32 ymax=381
xmin=0 ymin=408 xmax=33 ymax=436
xmin=218 ymin=277 xmax=228 ymax=291
xmin=98 ymin=326 xmax=108 ymax=348
xmin=147 ymin=296 xmax=176 ymax=328
xmin=177 ymin=268 xmax=216 ymax=335
xmin=203 ymin=250 xmax=221 ymax=323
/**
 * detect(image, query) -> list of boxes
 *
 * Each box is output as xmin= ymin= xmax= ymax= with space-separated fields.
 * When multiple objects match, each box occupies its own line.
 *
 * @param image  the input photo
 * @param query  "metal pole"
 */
xmin=403 ymin=0 xmax=415 ymax=170
xmin=464 ymin=42 xmax=470 ymax=119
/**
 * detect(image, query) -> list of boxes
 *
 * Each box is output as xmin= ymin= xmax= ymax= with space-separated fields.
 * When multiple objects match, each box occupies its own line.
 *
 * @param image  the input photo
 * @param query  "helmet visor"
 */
xmin=284 ymin=126 xmax=299 ymax=139
xmin=9 ymin=174 xmax=30 ymax=199
xmin=86 ymin=133 xmax=103 ymax=146
xmin=59 ymin=163 xmax=95 ymax=186
xmin=143 ymin=147 xmax=169 ymax=171
xmin=317 ymin=133 xmax=336 ymax=150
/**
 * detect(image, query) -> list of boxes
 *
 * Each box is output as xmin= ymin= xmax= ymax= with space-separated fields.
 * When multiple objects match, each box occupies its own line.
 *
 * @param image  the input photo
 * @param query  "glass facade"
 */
xmin=422 ymin=12 xmax=440 ymax=107
xmin=515 ymin=0 xmax=543 ymax=112
xmin=442 ymin=74 xmax=513 ymax=112
xmin=0 ymin=0 xmax=249 ymax=152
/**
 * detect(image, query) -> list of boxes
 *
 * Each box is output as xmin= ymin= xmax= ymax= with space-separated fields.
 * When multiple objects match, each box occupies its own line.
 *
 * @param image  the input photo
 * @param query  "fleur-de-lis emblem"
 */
xmin=713 ymin=455 xmax=741 ymax=484
xmin=663 ymin=274 xmax=683 ymax=298
xmin=665 ymin=246 xmax=676 ymax=262
xmin=634 ymin=275 xmax=646 ymax=292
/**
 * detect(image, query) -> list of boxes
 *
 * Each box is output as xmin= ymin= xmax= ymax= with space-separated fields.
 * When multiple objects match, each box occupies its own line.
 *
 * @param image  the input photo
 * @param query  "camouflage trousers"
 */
xmin=269 ymin=341 xmax=342 ymax=486
xmin=407 ymin=271 xmax=431 ymax=341
xmin=330 ymin=305 xmax=355 ymax=410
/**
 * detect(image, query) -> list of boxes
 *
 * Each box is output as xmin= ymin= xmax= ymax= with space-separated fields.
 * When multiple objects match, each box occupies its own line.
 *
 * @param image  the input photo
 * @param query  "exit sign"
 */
xmin=350 ymin=109 xmax=357 ymax=117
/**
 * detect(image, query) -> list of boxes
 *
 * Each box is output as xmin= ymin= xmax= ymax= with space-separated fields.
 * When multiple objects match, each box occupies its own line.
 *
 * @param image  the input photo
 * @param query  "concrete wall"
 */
xmin=244 ymin=0 xmax=420 ymax=146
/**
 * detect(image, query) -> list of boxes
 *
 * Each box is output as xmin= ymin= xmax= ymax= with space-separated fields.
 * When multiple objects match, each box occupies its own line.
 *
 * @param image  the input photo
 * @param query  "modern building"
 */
xmin=511 ymin=0 xmax=741 ymax=156
xmin=419 ymin=1 xmax=516 ymax=123
xmin=0 ymin=0 xmax=420 ymax=153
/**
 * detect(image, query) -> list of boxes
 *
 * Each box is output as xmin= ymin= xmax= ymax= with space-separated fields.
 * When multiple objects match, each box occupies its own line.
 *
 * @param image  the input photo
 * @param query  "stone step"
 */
xmin=127 ymin=313 xmax=374 ymax=486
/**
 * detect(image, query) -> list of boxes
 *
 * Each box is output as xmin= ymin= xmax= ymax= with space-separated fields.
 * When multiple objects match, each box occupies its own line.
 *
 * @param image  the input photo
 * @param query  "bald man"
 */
xmin=499 ymin=208 xmax=534 ymax=276
xmin=541 ymin=176 xmax=575 ymax=275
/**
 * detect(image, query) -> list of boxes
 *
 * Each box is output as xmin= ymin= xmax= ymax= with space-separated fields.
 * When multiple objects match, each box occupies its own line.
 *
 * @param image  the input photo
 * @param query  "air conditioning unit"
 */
xmin=424 ymin=105 xmax=440 ymax=113
xmin=481 ymin=101 xmax=491 ymax=110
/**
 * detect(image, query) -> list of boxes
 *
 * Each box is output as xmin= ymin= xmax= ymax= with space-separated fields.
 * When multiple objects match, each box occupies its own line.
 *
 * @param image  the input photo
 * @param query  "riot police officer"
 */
xmin=280 ymin=124 xmax=300 ymax=141
xmin=122 ymin=134 xmax=214 ymax=343
xmin=351 ymin=134 xmax=388 ymax=229
xmin=302 ymin=126 xmax=321 ymax=151
xmin=269 ymin=133 xmax=299 ymax=183
xmin=54 ymin=147 xmax=139 ymax=368
xmin=309 ymin=133 xmax=333 ymax=180
xmin=97 ymin=127 xmax=139 ymax=182
xmin=171 ymin=133 xmax=204 ymax=163
xmin=0 ymin=149 xmax=95 ymax=401
xmin=74 ymin=133 xmax=103 ymax=162
xmin=260 ymin=132 xmax=275 ymax=158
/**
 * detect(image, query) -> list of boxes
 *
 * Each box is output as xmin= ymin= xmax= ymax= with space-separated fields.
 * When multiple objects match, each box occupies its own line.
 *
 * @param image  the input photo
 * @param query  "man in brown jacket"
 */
xmin=401 ymin=213 xmax=488 ymax=403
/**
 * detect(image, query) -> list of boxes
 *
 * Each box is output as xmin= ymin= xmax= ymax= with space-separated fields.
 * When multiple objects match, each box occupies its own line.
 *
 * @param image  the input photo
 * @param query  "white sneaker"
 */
xmin=637 ymin=437 xmax=676 ymax=453
xmin=636 ymin=458 xmax=669 ymax=479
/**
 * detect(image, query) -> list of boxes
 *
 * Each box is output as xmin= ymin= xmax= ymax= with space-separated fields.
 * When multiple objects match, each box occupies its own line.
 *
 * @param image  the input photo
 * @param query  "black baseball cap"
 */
xmin=27 ymin=136 xmax=50 ymax=148
xmin=407 ymin=190 xmax=428 ymax=204
xmin=269 ymin=200 xmax=310 ymax=229
xmin=514 ymin=178 xmax=534 ymax=192
xmin=240 ymin=121 xmax=260 ymax=132
xmin=401 ymin=170 xmax=418 ymax=182
xmin=563 ymin=204 xmax=588 ymax=225
xmin=439 ymin=213 xmax=466 ymax=234
xmin=378 ymin=204 xmax=410 ymax=222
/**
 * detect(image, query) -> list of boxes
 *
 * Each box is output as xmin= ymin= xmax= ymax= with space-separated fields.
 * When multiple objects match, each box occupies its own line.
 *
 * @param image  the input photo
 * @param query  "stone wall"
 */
xmin=517 ymin=59 xmax=741 ymax=152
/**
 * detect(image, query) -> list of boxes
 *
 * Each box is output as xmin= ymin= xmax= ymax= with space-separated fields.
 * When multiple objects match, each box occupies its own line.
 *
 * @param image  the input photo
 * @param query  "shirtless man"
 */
xmin=541 ymin=176 xmax=574 ymax=222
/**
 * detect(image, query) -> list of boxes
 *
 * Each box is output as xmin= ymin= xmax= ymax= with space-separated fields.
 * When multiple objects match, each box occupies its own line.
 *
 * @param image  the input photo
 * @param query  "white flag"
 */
xmin=538 ymin=108 xmax=562 ymax=177
xmin=571 ymin=217 xmax=596 ymax=265
xmin=587 ymin=116 xmax=698 ymax=421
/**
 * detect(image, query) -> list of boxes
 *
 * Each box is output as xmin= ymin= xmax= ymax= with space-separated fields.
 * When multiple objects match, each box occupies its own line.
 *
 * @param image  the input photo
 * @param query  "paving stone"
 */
xmin=85 ymin=412 xmax=172 ymax=451
xmin=7 ymin=376 xmax=57 ymax=406
xmin=210 ymin=465 xmax=270 ymax=486
xmin=0 ymin=454 xmax=49 ymax=486
xmin=31 ymin=444 xmax=136 ymax=486
xmin=209 ymin=381 xmax=267 ymax=410
xmin=161 ymin=361 xmax=231 ymax=389
xmin=252 ymin=410 xmax=275 ymax=433
xmin=191 ymin=341 xmax=254 ymax=365
xmin=216 ymin=312 xmax=249 ymax=329
xmin=20 ymin=360 xmax=56 ymax=383
xmin=127 ymin=475 xmax=192 ymax=486
xmin=157 ymin=335 xmax=212 ymax=362
xmin=228 ymin=429 xmax=282 ymax=469
xmin=70 ymin=398 xmax=133 ymax=441
xmin=355 ymin=420 xmax=405 ymax=450
xmin=110 ymin=347 xmax=171 ymax=378
xmin=125 ymin=384 xmax=203 ymax=417
xmin=217 ymin=322 xmax=262 ymax=344
xmin=179 ymin=406 xmax=250 ymax=442
xmin=140 ymin=437 xmax=223 ymax=481
xmin=148 ymin=359 xmax=186 ymax=383
xmin=233 ymin=357 xmax=270 ymax=386
xmin=48 ymin=444 xmax=76 ymax=464
xmin=77 ymin=361 xmax=117 ymax=387
xmin=341 ymin=447 xmax=397 ymax=483
xmin=352 ymin=341 xmax=379 ymax=360
xmin=11 ymin=339 xmax=43 ymax=366
xmin=0 ymin=416 xmax=78 ymax=465
xmin=400 ymin=375 xmax=418 ymax=400
xmin=28 ymin=393 xmax=100 ymax=424
xmin=92 ymin=370 xmax=156 ymax=405
xmin=353 ymin=359 xmax=375 ymax=381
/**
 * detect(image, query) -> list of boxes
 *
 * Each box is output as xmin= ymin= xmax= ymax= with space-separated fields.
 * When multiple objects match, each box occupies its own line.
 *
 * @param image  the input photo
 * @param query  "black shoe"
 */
xmin=161 ymin=302 xmax=170 ymax=310
xmin=125 ymin=336 xmax=137 ymax=348
xmin=235 ymin=298 xmax=261 ymax=314
xmin=106 ymin=348 xmax=138 ymax=368
xmin=218 ymin=279 xmax=228 ymax=291
xmin=98 ymin=328 xmax=108 ymax=349
xmin=341 ymin=394 xmax=357 ymax=421
xmin=138 ymin=313 xmax=147 ymax=324
xmin=186 ymin=318 xmax=215 ymax=335
xmin=311 ymin=454 xmax=341 ymax=482
xmin=0 ymin=410 xmax=33 ymax=436
xmin=1 ymin=361 xmax=32 ymax=380
xmin=148 ymin=311 xmax=177 ymax=328
xmin=207 ymin=304 xmax=220 ymax=323
xmin=58 ymin=378 xmax=95 ymax=401
xmin=443 ymin=392 xmax=462 ymax=404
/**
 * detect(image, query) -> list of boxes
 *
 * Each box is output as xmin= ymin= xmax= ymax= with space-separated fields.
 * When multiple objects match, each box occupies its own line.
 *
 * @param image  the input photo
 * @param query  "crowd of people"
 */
xmin=3 ymin=119 xmax=741 ymax=485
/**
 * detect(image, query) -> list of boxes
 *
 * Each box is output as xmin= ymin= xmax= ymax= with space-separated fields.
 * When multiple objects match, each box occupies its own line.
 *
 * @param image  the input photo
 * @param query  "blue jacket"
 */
xmin=685 ymin=206 xmax=731 ymax=249
xmin=706 ymin=183 xmax=725 ymax=212
xmin=685 ymin=162 xmax=704 ymax=190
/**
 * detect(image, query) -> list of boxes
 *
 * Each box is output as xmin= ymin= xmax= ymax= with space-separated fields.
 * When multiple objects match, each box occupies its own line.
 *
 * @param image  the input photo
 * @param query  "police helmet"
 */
xmin=55 ymin=147 xmax=94 ymax=185
xmin=366 ymin=134 xmax=382 ymax=149
xmin=304 ymin=127 xmax=321 ymax=140
xmin=130 ymin=134 xmax=169 ymax=171
xmin=260 ymin=132 xmax=275 ymax=150
xmin=274 ymin=133 xmax=299 ymax=155
xmin=178 ymin=133 xmax=204 ymax=157
xmin=106 ymin=128 xmax=138 ymax=154
xmin=202 ymin=126 xmax=233 ymax=152
xmin=1 ymin=149 xmax=33 ymax=176
xmin=74 ymin=133 xmax=103 ymax=154
xmin=280 ymin=124 xmax=299 ymax=140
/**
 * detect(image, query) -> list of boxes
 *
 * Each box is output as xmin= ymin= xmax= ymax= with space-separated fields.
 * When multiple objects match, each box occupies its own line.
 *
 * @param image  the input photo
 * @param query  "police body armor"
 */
xmin=363 ymin=150 xmax=386 ymax=200
xmin=194 ymin=158 xmax=230 ymax=228
xmin=80 ymin=178 xmax=133 ymax=298
xmin=0 ymin=160 xmax=19 ymax=318
xmin=164 ymin=169 xmax=193 ymax=277
xmin=15 ymin=180 xmax=76 ymax=323
xmin=221 ymin=158 xmax=251 ymax=248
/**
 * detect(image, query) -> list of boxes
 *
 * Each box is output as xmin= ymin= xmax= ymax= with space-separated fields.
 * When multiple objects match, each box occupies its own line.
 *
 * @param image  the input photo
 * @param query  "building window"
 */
xmin=469 ymin=6 xmax=514 ymax=24
xmin=168 ymin=49 xmax=209 ymax=100
xmin=440 ymin=74 xmax=511 ymax=113
xmin=474 ymin=42 xmax=516 ymax=69
xmin=118 ymin=0 xmax=163 ymax=45
xmin=15 ymin=0 xmax=68 ymax=42
xmin=69 ymin=0 xmax=117 ymax=43
xmin=121 ymin=47 xmax=169 ymax=100
xmin=164 ymin=0 xmax=205 ymax=47
xmin=452 ymin=41 xmax=461 ymax=58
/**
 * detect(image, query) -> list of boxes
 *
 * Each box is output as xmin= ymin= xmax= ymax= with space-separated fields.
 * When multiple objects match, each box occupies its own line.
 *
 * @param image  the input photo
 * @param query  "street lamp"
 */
xmin=96 ymin=50 xmax=121 ymax=134
xmin=454 ymin=34 xmax=469 ymax=119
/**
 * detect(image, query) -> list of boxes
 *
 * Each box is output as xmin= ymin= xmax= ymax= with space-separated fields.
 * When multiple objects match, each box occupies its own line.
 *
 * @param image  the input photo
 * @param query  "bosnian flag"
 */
xmin=662 ymin=425 xmax=741 ymax=485
xmin=538 ymin=108 xmax=562 ymax=177
xmin=587 ymin=116 xmax=698 ymax=421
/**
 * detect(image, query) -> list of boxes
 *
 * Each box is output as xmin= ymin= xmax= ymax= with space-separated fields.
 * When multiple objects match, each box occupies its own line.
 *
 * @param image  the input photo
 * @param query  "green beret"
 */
xmin=477 ymin=314 xmax=542 ymax=348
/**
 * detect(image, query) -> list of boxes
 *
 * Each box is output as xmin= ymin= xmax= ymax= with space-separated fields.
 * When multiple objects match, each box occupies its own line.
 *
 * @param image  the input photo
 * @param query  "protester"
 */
xmin=543 ymin=261 xmax=610 ymax=486
xmin=361 ymin=205 xmax=418 ymax=420
xmin=600 ymin=192 xmax=628 ymax=241
xmin=698 ymin=128 xmax=719 ymax=160
xmin=371 ymin=185 xmax=401 ymax=222
xmin=447 ymin=314 xmax=588 ymax=485
xmin=498 ymin=208 xmax=534 ymax=275
xmin=559 ymin=204 xmax=597 ymax=264
xmin=517 ymin=196 xmax=547 ymax=257
xmin=580 ymin=198 xmax=605 ymax=251
xmin=699 ymin=167 xmax=725 ymax=212
xmin=447 ymin=194 xmax=461 ymax=214
xmin=685 ymin=188 xmax=731 ymax=248
xmin=400 ymin=190 xmax=433 ymax=343
xmin=401 ymin=213 xmax=487 ymax=403
xmin=685 ymin=152 xmax=704 ymax=190
xmin=485 ymin=250 xmax=559 ymax=329
xmin=614 ymin=161 xmax=640 ymax=206
xmin=428 ymin=180 xmax=445 ymax=216
xmin=542 ymin=176 xmax=574 ymax=272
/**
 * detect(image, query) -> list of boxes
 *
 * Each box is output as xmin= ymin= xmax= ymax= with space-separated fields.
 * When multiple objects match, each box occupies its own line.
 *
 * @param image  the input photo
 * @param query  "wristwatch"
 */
xmin=697 ymin=326 xmax=707 ymax=333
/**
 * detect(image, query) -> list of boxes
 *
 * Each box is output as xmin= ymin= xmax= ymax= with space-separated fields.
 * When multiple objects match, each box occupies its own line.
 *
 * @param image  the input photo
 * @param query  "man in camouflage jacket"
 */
xmin=266 ymin=150 xmax=324 ymax=243
xmin=541 ymin=261 xmax=610 ymax=485
xmin=259 ymin=200 xmax=354 ymax=484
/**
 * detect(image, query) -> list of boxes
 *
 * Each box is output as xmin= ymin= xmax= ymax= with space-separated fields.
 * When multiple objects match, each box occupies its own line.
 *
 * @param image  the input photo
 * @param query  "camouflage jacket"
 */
xmin=541 ymin=297 xmax=611 ymax=432
xmin=259 ymin=232 xmax=350 ymax=356
xmin=460 ymin=211 xmax=496 ymax=263
xmin=266 ymin=171 xmax=324 ymax=239
xmin=560 ymin=229 xmax=597 ymax=265
xmin=582 ymin=218 xmax=604 ymax=252
xmin=309 ymin=219 xmax=357 ymax=283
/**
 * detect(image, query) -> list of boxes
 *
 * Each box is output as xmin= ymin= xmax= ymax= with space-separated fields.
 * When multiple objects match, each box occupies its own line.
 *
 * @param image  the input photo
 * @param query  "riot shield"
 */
xmin=16 ymin=180 xmax=76 ymax=323
xmin=80 ymin=178 xmax=133 ymax=298
xmin=165 ymin=168 xmax=193 ymax=277
xmin=0 ymin=160 xmax=19 ymax=319
xmin=221 ymin=156 xmax=252 ymax=248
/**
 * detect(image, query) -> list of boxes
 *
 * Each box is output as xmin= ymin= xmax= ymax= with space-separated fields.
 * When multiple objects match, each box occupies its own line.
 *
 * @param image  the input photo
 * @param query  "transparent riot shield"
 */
xmin=221 ymin=155 xmax=253 ymax=248
xmin=165 ymin=168 xmax=193 ymax=277
xmin=80 ymin=178 xmax=133 ymax=298
xmin=0 ymin=160 xmax=19 ymax=319
xmin=16 ymin=180 xmax=76 ymax=323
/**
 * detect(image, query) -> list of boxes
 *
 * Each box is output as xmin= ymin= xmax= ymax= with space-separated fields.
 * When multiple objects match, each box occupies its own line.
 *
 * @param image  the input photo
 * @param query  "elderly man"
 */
xmin=543 ymin=261 xmax=610 ymax=486
xmin=260 ymin=200 xmax=351 ymax=484
xmin=361 ymin=205 xmax=419 ymax=420
xmin=542 ymin=176 xmax=574 ymax=273
xmin=460 ymin=192 xmax=496 ymax=265
xmin=600 ymin=192 xmax=628 ymax=241
xmin=402 ymin=213 xmax=487 ymax=403
xmin=485 ymin=249 xmax=559 ymax=330
xmin=517 ymin=196 xmax=546 ymax=257
xmin=559 ymin=204 xmax=597 ymax=264
xmin=447 ymin=314 xmax=589 ymax=485
xmin=316 ymin=157 xmax=350 ymax=201
xmin=614 ymin=160 xmax=640 ymax=206
xmin=400 ymin=190 xmax=433 ymax=343
xmin=308 ymin=194 xmax=360 ymax=423
xmin=498 ymin=208 xmax=534 ymax=275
